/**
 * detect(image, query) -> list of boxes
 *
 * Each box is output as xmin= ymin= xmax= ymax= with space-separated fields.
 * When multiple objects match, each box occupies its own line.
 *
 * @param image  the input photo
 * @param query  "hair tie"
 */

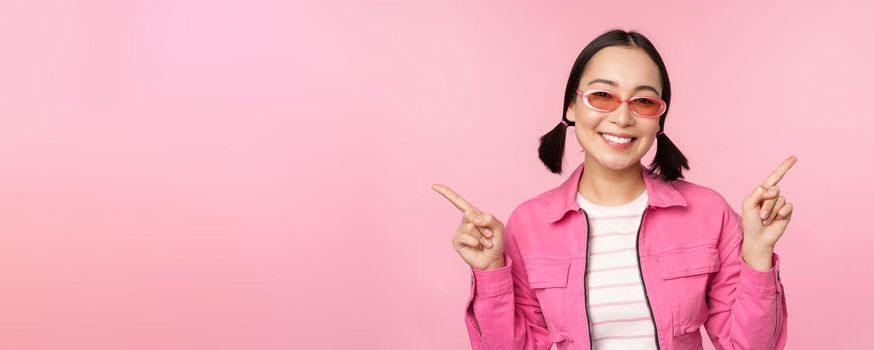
xmin=656 ymin=131 xmax=665 ymax=136
xmin=561 ymin=119 xmax=574 ymax=127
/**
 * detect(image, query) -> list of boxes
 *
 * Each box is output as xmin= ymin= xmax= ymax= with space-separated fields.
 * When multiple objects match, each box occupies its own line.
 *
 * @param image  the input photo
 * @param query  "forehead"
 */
xmin=580 ymin=46 xmax=662 ymax=93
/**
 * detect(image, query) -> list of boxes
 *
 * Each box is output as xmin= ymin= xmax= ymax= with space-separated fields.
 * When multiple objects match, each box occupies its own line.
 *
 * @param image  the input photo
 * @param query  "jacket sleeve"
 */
xmin=703 ymin=204 xmax=788 ymax=349
xmin=463 ymin=213 xmax=553 ymax=349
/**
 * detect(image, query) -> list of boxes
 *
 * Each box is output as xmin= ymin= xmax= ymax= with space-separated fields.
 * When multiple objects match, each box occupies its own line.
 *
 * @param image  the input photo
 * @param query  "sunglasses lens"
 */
xmin=630 ymin=97 xmax=663 ymax=117
xmin=586 ymin=91 xmax=620 ymax=110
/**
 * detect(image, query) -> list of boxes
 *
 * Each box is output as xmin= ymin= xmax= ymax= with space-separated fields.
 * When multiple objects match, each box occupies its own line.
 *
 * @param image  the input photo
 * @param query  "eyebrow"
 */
xmin=587 ymin=78 xmax=660 ymax=96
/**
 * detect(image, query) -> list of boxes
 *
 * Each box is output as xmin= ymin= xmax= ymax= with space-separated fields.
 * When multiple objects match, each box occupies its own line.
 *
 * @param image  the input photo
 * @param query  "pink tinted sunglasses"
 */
xmin=575 ymin=88 xmax=667 ymax=118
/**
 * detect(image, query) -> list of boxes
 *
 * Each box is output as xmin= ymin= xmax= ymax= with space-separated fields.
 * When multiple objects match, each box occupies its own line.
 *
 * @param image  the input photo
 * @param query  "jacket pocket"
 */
xmin=522 ymin=254 xmax=572 ymax=342
xmin=655 ymin=240 xmax=720 ymax=336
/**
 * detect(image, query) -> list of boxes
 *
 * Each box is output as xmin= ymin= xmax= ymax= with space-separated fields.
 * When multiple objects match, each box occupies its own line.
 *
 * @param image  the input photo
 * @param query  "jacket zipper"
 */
xmin=579 ymin=208 xmax=595 ymax=349
xmin=636 ymin=208 xmax=661 ymax=349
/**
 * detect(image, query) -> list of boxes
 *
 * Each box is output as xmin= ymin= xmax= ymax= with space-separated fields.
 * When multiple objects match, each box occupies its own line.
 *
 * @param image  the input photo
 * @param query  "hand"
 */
xmin=741 ymin=156 xmax=797 ymax=268
xmin=432 ymin=183 xmax=505 ymax=271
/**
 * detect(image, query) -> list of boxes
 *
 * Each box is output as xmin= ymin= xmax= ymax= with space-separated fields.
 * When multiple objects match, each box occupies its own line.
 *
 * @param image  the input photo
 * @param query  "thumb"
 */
xmin=471 ymin=213 xmax=504 ymax=238
xmin=743 ymin=185 xmax=777 ymax=211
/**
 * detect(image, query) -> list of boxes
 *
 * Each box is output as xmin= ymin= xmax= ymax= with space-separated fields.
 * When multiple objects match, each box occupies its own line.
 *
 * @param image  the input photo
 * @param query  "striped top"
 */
xmin=576 ymin=190 xmax=657 ymax=349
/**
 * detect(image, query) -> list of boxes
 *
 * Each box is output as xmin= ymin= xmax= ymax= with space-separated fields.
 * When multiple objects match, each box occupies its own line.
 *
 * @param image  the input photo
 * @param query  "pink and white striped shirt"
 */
xmin=577 ymin=190 xmax=657 ymax=349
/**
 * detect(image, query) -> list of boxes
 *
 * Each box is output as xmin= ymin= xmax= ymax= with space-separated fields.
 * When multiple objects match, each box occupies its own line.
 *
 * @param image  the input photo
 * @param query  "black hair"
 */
xmin=538 ymin=28 xmax=689 ymax=181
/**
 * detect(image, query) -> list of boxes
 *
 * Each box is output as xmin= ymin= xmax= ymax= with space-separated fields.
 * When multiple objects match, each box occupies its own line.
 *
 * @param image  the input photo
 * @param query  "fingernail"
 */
xmin=767 ymin=188 xmax=777 ymax=194
xmin=760 ymin=209 xmax=768 ymax=219
xmin=483 ymin=239 xmax=492 ymax=248
xmin=484 ymin=228 xmax=493 ymax=237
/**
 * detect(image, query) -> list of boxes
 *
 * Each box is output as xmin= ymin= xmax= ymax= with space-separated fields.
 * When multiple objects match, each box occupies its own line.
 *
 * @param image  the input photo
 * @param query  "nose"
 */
xmin=608 ymin=101 xmax=635 ymax=127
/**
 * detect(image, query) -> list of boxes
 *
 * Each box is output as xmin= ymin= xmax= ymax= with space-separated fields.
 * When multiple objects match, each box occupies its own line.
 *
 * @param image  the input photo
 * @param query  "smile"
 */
xmin=599 ymin=132 xmax=637 ymax=149
xmin=599 ymin=133 xmax=636 ymax=144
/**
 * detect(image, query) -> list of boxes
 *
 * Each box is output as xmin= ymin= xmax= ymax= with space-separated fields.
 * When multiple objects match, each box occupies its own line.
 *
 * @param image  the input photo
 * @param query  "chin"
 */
xmin=596 ymin=154 xmax=642 ymax=171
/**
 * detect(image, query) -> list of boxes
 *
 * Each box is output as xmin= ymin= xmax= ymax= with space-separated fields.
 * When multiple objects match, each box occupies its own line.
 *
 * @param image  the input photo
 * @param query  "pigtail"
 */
xmin=646 ymin=132 xmax=689 ymax=181
xmin=538 ymin=118 xmax=572 ymax=174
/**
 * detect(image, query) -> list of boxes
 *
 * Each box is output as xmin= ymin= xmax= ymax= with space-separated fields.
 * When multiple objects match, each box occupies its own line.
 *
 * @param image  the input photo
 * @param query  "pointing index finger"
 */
xmin=762 ymin=156 xmax=798 ymax=187
xmin=432 ymin=183 xmax=478 ymax=213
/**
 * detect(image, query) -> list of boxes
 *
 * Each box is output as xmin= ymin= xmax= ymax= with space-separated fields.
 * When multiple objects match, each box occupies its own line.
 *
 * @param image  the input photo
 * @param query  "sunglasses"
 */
xmin=575 ymin=88 xmax=667 ymax=118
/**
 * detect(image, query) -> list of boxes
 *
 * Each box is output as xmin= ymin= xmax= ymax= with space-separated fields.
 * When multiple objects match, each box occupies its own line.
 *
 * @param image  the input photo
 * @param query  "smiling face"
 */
xmin=566 ymin=45 xmax=664 ymax=171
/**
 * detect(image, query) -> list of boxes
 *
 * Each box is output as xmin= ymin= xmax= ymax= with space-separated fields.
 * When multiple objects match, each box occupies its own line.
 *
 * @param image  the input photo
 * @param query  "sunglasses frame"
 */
xmin=575 ymin=88 xmax=667 ymax=118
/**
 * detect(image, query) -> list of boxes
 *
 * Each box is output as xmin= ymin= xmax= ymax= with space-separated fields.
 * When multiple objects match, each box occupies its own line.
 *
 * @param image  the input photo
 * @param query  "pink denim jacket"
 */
xmin=465 ymin=162 xmax=787 ymax=349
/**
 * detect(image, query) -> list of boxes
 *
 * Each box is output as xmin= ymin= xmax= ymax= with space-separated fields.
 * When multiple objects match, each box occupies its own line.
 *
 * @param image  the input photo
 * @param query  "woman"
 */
xmin=433 ymin=29 xmax=792 ymax=349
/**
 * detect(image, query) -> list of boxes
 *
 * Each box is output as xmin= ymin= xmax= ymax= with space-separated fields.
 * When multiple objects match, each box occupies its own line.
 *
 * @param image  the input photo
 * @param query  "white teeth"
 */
xmin=602 ymin=133 xmax=633 ymax=144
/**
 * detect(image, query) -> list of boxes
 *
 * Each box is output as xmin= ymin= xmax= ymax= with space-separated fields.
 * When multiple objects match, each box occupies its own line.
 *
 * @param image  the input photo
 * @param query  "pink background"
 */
xmin=1 ymin=0 xmax=871 ymax=349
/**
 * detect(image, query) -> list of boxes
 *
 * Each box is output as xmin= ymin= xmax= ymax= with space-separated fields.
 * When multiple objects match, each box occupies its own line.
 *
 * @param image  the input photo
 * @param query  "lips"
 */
xmin=598 ymin=132 xmax=637 ymax=150
xmin=598 ymin=132 xmax=637 ymax=139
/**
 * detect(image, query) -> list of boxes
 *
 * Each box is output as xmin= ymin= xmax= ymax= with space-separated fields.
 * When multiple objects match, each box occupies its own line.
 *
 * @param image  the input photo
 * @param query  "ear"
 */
xmin=565 ymin=100 xmax=576 ymax=122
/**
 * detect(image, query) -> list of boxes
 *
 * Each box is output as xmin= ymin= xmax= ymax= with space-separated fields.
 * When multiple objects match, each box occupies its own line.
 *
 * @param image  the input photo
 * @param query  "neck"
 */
xmin=578 ymin=156 xmax=646 ymax=206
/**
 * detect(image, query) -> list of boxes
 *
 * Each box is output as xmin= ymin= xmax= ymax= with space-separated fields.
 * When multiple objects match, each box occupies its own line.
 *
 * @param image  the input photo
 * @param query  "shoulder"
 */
xmin=510 ymin=189 xmax=557 ymax=219
xmin=506 ymin=187 xmax=558 ymax=224
xmin=670 ymin=179 xmax=733 ymax=211
xmin=669 ymin=179 xmax=741 ymax=234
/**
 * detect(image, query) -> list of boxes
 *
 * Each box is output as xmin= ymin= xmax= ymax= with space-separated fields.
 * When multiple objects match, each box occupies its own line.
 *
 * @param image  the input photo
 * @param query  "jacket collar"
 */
xmin=548 ymin=161 xmax=687 ymax=223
